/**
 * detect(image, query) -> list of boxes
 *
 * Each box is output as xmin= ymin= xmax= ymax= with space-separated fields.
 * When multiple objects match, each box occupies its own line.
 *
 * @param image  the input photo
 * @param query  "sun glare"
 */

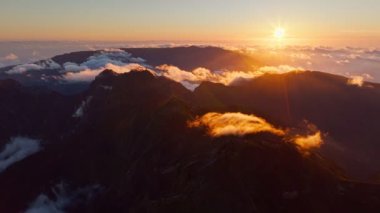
xmin=274 ymin=27 xmax=285 ymax=39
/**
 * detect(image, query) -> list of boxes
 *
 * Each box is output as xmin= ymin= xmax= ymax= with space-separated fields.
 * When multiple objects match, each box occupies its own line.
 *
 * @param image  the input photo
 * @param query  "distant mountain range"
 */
xmin=0 ymin=46 xmax=380 ymax=212
xmin=0 ymin=46 xmax=258 ymax=94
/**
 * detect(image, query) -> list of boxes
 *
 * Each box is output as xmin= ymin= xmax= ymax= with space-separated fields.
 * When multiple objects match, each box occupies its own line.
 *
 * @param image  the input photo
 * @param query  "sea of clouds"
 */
xmin=1 ymin=42 xmax=379 ymax=90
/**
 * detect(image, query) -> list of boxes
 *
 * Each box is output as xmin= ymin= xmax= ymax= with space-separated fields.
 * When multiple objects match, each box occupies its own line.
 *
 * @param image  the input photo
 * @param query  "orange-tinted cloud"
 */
xmin=157 ymin=64 xmax=303 ymax=91
xmin=3 ymin=53 xmax=18 ymax=61
xmin=347 ymin=75 xmax=364 ymax=87
xmin=188 ymin=112 xmax=285 ymax=137
xmin=292 ymin=131 xmax=323 ymax=151
xmin=188 ymin=112 xmax=325 ymax=154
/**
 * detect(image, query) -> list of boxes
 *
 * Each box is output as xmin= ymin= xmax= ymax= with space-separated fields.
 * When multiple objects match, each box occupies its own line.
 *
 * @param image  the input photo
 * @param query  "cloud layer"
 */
xmin=3 ymin=45 xmax=380 ymax=90
xmin=0 ymin=137 xmax=41 ymax=173
xmin=60 ymin=49 xmax=301 ymax=87
xmin=61 ymin=49 xmax=152 ymax=82
xmin=157 ymin=64 xmax=303 ymax=91
xmin=245 ymin=46 xmax=380 ymax=83
xmin=5 ymin=59 xmax=61 ymax=75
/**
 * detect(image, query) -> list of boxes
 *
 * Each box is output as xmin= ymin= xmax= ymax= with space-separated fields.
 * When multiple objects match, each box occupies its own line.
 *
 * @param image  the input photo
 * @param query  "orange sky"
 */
xmin=1 ymin=0 xmax=380 ymax=47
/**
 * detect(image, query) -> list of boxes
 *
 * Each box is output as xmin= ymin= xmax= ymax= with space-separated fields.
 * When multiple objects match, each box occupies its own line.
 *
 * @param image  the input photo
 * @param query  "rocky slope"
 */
xmin=0 ymin=70 xmax=380 ymax=212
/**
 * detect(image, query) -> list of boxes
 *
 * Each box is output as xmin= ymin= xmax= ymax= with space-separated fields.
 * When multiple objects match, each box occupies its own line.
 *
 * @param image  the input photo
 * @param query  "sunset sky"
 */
xmin=1 ymin=0 xmax=380 ymax=47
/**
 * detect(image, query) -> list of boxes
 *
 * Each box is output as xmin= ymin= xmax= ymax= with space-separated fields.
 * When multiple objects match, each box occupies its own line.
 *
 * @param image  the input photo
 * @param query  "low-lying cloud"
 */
xmin=188 ymin=112 xmax=286 ymax=137
xmin=4 ymin=45 xmax=380 ymax=90
xmin=188 ymin=112 xmax=325 ymax=153
xmin=244 ymin=46 xmax=380 ymax=83
xmin=0 ymin=137 xmax=41 ymax=173
xmin=25 ymin=183 xmax=101 ymax=213
xmin=62 ymin=49 xmax=153 ymax=82
xmin=5 ymin=59 xmax=61 ymax=75
xmin=63 ymin=63 xmax=151 ymax=82
xmin=73 ymin=96 xmax=93 ymax=118
xmin=347 ymin=75 xmax=364 ymax=87
xmin=2 ymin=53 xmax=19 ymax=61
xmin=157 ymin=64 xmax=303 ymax=91
xmin=292 ymin=132 xmax=324 ymax=151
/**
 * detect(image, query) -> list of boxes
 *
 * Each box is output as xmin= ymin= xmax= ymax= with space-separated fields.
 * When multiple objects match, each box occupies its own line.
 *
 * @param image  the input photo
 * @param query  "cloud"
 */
xmin=292 ymin=132 xmax=323 ymax=151
xmin=6 ymin=64 xmax=44 ymax=74
xmin=25 ymin=183 xmax=101 ymax=213
xmin=188 ymin=112 xmax=285 ymax=137
xmin=347 ymin=75 xmax=364 ymax=87
xmin=188 ymin=112 xmax=325 ymax=154
xmin=61 ymin=50 xmax=152 ymax=82
xmin=0 ymin=137 xmax=41 ymax=173
xmin=56 ymin=46 xmax=380 ymax=87
xmin=347 ymin=73 xmax=373 ymax=87
xmin=2 ymin=53 xmax=18 ymax=61
xmin=256 ymin=65 xmax=304 ymax=73
xmin=6 ymin=44 xmax=380 ymax=89
xmin=63 ymin=63 xmax=151 ymax=82
xmin=62 ymin=62 xmax=88 ymax=73
xmin=157 ymin=64 xmax=302 ymax=91
xmin=245 ymin=45 xmax=380 ymax=83
xmin=105 ymin=63 xmax=149 ymax=74
xmin=73 ymin=96 xmax=93 ymax=117
xmin=5 ymin=59 xmax=61 ymax=75
xmin=63 ymin=69 xmax=103 ymax=82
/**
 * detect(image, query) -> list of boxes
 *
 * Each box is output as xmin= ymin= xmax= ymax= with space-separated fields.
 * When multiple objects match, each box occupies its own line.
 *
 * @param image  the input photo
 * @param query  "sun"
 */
xmin=274 ymin=27 xmax=286 ymax=39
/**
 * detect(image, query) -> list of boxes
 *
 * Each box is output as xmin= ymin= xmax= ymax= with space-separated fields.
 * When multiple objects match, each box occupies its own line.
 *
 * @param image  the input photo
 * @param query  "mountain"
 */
xmin=0 ymin=79 xmax=79 ymax=143
xmin=0 ymin=46 xmax=258 ymax=94
xmin=194 ymin=71 xmax=380 ymax=179
xmin=0 ymin=69 xmax=380 ymax=212
xmin=123 ymin=46 xmax=259 ymax=71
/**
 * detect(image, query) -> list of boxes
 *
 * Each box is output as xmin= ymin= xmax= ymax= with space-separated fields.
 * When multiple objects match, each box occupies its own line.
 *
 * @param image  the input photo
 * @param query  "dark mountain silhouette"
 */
xmin=123 ymin=46 xmax=259 ymax=71
xmin=0 ymin=70 xmax=380 ymax=212
xmin=194 ymin=71 xmax=380 ymax=179
xmin=52 ymin=50 xmax=101 ymax=65
xmin=0 ymin=79 xmax=79 ymax=143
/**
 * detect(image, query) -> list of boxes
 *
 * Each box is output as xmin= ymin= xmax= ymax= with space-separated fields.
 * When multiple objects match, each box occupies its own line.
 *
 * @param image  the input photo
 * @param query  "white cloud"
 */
xmin=5 ymin=44 xmax=380 ymax=88
xmin=246 ymin=46 xmax=380 ymax=83
xmin=63 ymin=63 xmax=152 ymax=82
xmin=63 ymin=69 xmax=103 ymax=82
xmin=73 ymin=96 xmax=93 ymax=117
xmin=5 ymin=59 xmax=61 ymax=75
xmin=0 ymin=137 xmax=41 ymax=173
xmin=25 ymin=183 xmax=101 ymax=213
xmin=62 ymin=62 xmax=88 ymax=73
xmin=61 ymin=50 xmax=152 ymax=82
xmin=6 ymin=64 xmax=44 ymax=74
